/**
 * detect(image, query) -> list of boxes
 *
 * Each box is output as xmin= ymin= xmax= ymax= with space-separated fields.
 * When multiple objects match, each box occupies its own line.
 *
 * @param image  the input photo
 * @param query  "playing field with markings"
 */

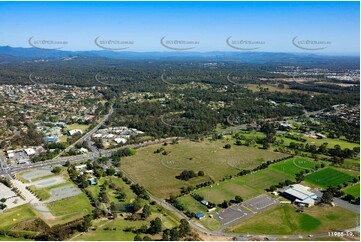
xmin=270 ymin=157 xmax=317 ymax=176
xmin=194 ymin=169 xmax=293 ymax=204
xmin=304 ymin=167 xmax=355 ymax=188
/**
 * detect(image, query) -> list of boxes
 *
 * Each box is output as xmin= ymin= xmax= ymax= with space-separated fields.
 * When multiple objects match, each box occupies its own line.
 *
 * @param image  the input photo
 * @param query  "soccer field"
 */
xmin=304 ymin=168 xmax=355 ymax=188
xmin=194 ymin=169 xmax=292 ymax=204
xmin=344 ymin=183 xmax=360 ymax=198
xmin=270 ymin=157 xmax=317 ymax=176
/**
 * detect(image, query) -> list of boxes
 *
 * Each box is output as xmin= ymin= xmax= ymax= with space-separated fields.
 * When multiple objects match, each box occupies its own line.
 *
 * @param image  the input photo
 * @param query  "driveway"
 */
xmin=314 ymin=189 xmax=360 ymax=214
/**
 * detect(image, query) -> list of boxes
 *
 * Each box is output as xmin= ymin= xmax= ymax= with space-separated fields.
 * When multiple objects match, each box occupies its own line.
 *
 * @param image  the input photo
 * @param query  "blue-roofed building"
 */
xmin=195 ymin=212 xmax=205 ymax=220
xmin=88 ymin=177 xmax=97 ymax=185
xmin=43 ymin=137 xmax=59 ymax=142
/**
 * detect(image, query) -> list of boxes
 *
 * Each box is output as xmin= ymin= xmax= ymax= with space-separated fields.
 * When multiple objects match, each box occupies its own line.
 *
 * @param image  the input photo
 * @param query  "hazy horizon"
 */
xmin=0 ymin=1 xmax=359 ymax=55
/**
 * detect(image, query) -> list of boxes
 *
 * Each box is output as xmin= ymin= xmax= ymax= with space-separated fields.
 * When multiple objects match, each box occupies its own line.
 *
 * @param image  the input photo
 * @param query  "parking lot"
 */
xmin=46 ymin=184 xmax=82 ymax=202
xmin=214 ymin=194 xmax=279 ymax=226
xmin=21 ymin=168 xmax=53 ymax=182
xmin=214 ymin=204 xmax=254 ymax=226
xmin=32 ymin=176 xmax=67 ymax=189
xmin=243 ymin=194 xmax=279 ymax=213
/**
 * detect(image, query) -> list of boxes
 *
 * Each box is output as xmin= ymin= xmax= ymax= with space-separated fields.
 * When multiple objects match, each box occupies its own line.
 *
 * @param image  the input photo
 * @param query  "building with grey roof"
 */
xmin=280 ymin=184 xmax=318 ymax=207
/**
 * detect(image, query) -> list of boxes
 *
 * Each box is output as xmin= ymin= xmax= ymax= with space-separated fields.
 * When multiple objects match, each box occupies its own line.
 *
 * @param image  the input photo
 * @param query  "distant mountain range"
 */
xmin=0 ymin=45 xmax=359 ymax=67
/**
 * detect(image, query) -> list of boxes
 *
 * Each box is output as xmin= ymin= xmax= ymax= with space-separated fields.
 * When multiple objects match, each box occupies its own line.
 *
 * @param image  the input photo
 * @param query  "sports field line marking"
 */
xmin=292 ymin=157 xmax=314 ymax=170
xmin=241 ymin=205 xmax=256 ymax=214
xmin=223 ymin=214 xmax=248 ymax=226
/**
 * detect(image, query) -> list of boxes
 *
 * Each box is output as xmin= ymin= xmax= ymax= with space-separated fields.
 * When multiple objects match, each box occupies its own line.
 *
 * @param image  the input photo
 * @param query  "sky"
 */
xmin=0 ymin=1 xmax=359 ymax=55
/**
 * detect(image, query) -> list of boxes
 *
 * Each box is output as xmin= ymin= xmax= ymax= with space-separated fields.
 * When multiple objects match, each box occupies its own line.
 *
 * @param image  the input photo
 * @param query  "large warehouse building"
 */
xmin=280 ymin=184 xmax=318 ymax=207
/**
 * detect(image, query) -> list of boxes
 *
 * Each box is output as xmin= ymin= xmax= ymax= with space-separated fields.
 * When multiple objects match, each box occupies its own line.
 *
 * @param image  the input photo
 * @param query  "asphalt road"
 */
xmin=61 ymin=105 xmax=114 ymax=155
xmin=0 ymin=137 xmax=184 ymax=176
xmin=0 ymin=108 xmax=359 ymax=240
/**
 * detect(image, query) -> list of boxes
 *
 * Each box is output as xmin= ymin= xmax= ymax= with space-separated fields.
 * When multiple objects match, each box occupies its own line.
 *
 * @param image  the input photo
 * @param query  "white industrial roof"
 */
xmin=0 ymin=183 xmax=16 ymax=199
xmin=24 ymin=148 xmax=36 ymax=156
xmin=282 ymin=184 xmax=317 ymax=201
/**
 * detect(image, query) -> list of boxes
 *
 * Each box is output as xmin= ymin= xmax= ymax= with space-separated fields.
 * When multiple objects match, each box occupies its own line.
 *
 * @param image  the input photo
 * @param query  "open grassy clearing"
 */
xmin=46 ymin=193 xmax=92 ymax=226
xmin=176 ymin=196 xmax=222 ymax=230
xmin=194 ymin=169 xmax=292 ymax=204
xmin=245 ymin=83 xmax=319 ymax=95
xmin=27 ymin=185 xmax=51 ymax=200
xmin=198 ymin=217 xmax=223 ymax=231
xmin=277 ymin=133 xmax=359 ymax=150
xmin=177 ymin=195 xmax=208 ymax=213
xmin=64 ymin=123 xmax=90 ymax=133
xmin=235 ymin=129 xmax=359 ymax=151
xmin=73 ymin=219 xmax=153 ymax=241
xmin=226 ymin=204 xmax=357 ymax=235
xmin=73 ymin=205 xmax=179 ymax=241
xmin=342 ymin=158 xmax=360 ymax=170
xmin=0 ymin=235 xmax=31 ymax=241
xmin=270 ymin=157 xmax=317 ymax=176
xmin=121 ymin=139 xmax=286 ymax=198
xmin=344 ymin=184 xmax=360 ymax=198
xmin=304 ymin=167 xmax=356 ymax=188
xmin=0 ymin=204 xmax=37 ymax=230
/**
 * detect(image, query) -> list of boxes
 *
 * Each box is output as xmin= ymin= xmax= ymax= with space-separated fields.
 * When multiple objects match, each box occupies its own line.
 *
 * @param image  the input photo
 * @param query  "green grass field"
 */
xmin=176 ymin=195 xmax=222 ymax=230
xmin=46 ymin=193 xmax=93 ymax=225
xmin=64 ymin=123 xmax=90 ymax=133
xmin=270 ymin=157 xmax=317 ymax=176
xmin=277 ymin=133 xmax=359 ymax=150
xmin=177 ymin=195 xmax=208 ymax=213
xmin=194 ymin=169 xmax=292 ymax=204
xmin=121 ymin=139 xmax=286 ymax=198
xmin=235 ymin=129 xmax=359 ymax=151
xmin=226 ymin=204 xmax=357 ymax=235
xmin=342 ymin=158 xmax=360 ymax=170
xmin=304 ymin=168 xmax=356 ymax=188
xmin=344 ymin=184 xmax=360 ymax=198
xmin=0 ymin=235 xmax=31 ymax=241
xmin=0 ymin=204 xmax=37 ymax=230
xmin=27 ymin=185 xmax=51 ymax=200
xmin=73 ymin=205 xmax=179 ymax=241
xmin=73 ymin=219 xmax=151 ymax=241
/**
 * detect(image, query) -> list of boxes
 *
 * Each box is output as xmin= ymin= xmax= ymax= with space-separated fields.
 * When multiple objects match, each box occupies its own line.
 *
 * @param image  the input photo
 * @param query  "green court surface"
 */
xmin=304 ymin=168 xmax=355 ymax=188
